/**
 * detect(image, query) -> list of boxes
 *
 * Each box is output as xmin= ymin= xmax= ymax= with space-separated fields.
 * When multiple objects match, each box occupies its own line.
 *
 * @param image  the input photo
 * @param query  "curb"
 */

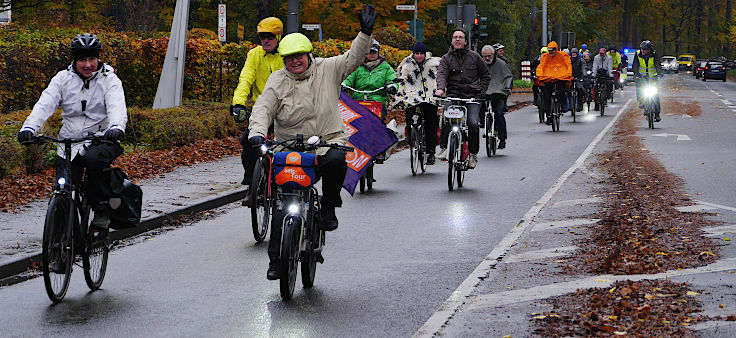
xmin=0 ymin=188 xmax=246 ymax=283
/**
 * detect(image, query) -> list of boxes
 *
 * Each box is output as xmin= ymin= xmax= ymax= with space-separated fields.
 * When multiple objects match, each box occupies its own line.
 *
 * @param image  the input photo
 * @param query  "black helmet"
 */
xmin=70 ymin=33 xmax=102 ymax=60
xmin=640 ymin=40 xmax=653 ymax=50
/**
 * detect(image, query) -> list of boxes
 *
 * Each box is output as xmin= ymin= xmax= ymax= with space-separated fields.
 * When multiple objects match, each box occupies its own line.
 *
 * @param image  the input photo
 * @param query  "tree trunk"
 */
xmin=257 ymin=0 xmax=270 ymax=21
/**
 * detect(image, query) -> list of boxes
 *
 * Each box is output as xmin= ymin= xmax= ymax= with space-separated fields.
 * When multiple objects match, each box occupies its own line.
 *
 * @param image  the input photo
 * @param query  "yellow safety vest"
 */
xmin=637 ymin=52 xmax=657 ymax=77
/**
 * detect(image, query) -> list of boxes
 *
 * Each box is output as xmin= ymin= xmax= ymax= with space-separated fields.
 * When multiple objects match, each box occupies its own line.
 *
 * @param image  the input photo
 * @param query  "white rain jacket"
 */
xmin=392 ymin=52 xmax=441 ymax=110
xmin=21 ymin=63 xmax=127 ymax=160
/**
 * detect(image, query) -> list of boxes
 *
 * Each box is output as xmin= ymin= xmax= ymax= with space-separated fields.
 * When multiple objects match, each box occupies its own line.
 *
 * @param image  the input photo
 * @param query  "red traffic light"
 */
xmin=474 ymin=18 xmax=479 ymax=25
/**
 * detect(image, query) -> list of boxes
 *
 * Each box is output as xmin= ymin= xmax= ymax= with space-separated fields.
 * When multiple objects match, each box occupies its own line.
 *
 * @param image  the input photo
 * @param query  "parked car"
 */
xmin=625 ymin=50 xmax=637 ymax=81
xmin=661 ymin=56 xmax=678 ymax=73
xmin=678 ymin=54 xmax=696 ymax=71
xmin=694 ymin=60 xmax=708 ymax=78
xmin=723 ymin=59 xmax=735 ymax=71
xmin=702 ymin=62 xmax=727 ymax=82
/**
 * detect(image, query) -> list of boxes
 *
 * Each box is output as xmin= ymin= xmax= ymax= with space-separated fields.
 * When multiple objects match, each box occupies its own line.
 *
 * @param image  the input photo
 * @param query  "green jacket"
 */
xmin=342 ymin=58 xmax=397 ymax=107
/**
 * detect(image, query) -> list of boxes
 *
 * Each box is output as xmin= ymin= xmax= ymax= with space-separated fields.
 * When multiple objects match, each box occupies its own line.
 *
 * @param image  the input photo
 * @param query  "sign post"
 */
xmin=302 ymin=24 xmax=322 ymax=41
xmin=217 ymin=4 xmax=226 ymax=42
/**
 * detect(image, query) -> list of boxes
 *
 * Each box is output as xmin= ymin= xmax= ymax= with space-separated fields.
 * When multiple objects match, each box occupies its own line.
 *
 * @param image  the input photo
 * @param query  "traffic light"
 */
xmin=406 ymin=20 xmax=415 ymax=37
xmin=471 ymin=16 xmax=480 ymax=37
xmin=479 ymin=16 xmax=488 ymax=39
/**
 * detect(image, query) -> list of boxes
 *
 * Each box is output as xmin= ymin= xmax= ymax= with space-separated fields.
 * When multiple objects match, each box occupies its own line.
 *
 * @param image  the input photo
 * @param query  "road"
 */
xmin=1 ymin=75 xmax=734 ymax=336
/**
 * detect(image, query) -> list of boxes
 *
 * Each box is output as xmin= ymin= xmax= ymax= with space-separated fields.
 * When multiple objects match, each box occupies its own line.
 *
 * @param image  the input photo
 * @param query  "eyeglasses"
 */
xmin=259 ymin=34 xmax=277 ymax=41
xmin=452 ymin=36 xmax=465 ymax=40
xmin=548 ymin=48 xmax=556 ymax=52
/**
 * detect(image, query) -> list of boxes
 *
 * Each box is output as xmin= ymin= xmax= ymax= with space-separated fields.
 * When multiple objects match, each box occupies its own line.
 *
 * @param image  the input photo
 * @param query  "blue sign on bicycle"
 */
xmin=338 ymin=92 xmax=397 ymax=195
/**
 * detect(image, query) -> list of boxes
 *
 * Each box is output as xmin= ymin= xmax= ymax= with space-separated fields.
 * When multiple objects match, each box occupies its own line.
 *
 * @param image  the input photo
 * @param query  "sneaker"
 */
xmin=426 ymin=154 xmax=435 ymax=165
xmin=321 ymin=207 xmax=338 ymax=231
xmin=438 ymin=148 xmax=447 ymax=161
xmin=545 ymin=117 xmax=552 ymax=125
xmin=498 ymin=140 xmax=506 ymax=149
xmin=90 ymin=208 xmax=110 ymax=231
xmin=267 ymin=260 xmax=280 ymax=280
xmin=467 ymin=154 xmax=478 ymax=169
xmin=241 ymin=188 xmax=252 ymax=207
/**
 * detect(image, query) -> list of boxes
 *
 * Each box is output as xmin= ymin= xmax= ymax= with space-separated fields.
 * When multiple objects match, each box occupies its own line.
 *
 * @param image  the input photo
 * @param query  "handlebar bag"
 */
xmin=274 ymin=151 xmax=319 ymax=190
xmin=110 ymin=178 xmax=143 ymax=229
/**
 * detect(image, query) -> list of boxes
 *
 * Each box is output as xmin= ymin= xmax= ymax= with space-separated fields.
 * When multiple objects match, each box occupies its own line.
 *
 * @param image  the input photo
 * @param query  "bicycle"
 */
xmin=407 ymin=105 xmax=428 ymax=175
xmin=250 ymin=142 xmax=274 ymax=243
xmin=594 ymin=76 xmax=608 ymax=117
xmin=482 ymin=99 xmax=498 ymax=157
xmin=549 ymin=86 xmax=564 ymax=132
xmin=436 ymin=96 xmax=479 ymax=191
xmin=342 ymin=84 xmax=393 ymax=193
xmin=26 ymin=135 xmax=111 ymax=303
xmin=532 ymin=76 xmax=545 ymax=123
xmin=570 ymin=79 xmax=580 ymax=123
xmin=264 ymin=135 xmax=353 ymax=300
xmin=639 ymin=75 xmax=660 ymax=129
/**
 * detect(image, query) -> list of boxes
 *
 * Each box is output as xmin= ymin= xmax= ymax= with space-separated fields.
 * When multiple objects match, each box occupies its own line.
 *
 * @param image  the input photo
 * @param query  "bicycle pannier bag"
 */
xmin=273 ymin=151 xmax=318 ymax=190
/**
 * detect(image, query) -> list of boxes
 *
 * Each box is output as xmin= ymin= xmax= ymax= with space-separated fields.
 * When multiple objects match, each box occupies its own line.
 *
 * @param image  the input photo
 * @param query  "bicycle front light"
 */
xmin=619 ymin=78 xmax=625 ymax=83
xmin=57 ymin=177 xmax=66 ymax=187
xmin=452 ymin=126 xmax=459 ymax=132
xmin=643 ymin=86 xmax=657 ymax=98
xmin=259 ymin=144 xmax=268 ymax=154
xmin=287 ymin=203 xmax=300 ymax=215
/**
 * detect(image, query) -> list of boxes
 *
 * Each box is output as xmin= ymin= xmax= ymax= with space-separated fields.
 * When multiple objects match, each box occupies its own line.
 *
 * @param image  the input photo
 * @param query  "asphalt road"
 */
xmin=0 ymin=88 xmax=648 ymax=336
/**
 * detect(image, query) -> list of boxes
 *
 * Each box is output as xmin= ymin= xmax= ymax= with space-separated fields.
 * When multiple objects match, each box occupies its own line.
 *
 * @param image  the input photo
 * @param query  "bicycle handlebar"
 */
xmin=433 ymin=95 xmax=482 ymax=104
xmin=263 ymin=136 xmax=354 ymax=153
xmin=28 ymin=134 xmax=112 ymax=146
xmin=342 ymin=84 xmax=391 ymax=94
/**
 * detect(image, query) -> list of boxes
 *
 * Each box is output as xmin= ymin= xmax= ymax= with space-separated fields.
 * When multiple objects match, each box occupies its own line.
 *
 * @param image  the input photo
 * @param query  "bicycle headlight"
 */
xmin=57 ymin=177 xmax=66 ymax=187
xmin=259 ymin=144 xmax=268 ymax=154
xmin=643 ymin=86 xmax=657 ymax=98
xmin=619 ymin=78 xmax=625 ymax=83
xmin=287 ymin=203 xmax=300 ymax=215
xmin=587 ymin=70 xmax=591 ymax=75
xmin=452 ymin=126 xmax=459 ymax=132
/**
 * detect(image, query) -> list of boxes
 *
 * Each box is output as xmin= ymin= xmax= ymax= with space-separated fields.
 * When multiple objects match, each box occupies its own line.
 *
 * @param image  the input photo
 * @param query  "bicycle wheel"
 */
xmin=646 ymin=107 xmax=654 ymax=129
xmin=555 ymin=111 xmax=561 ymax=131
xmin=42 ymin=195 xmax=74 ymax=303
xmin=366 ymin=164 xmax=373 ymax=190
xmin=600 ymin=99 xmax=606 ymax=116
xmin=359 ymin=175 xmax=366 ymax=193
xmin=301 ymin=195 xmax=318 ymax=288
xmin=250 ymin=158 xmax=271 ymax=242
xmin=551 ymin=99 xmax=559 ymax=132
xmin=409 ymin=126 xmax=419 ymax=176
xmin=447 ymin=133 xmax=458 ymax=191
xmin=83 ymin=207 xmax=108 ymax=291
xmin=571 ymin=93 xmax=577 ymax=122
xmin=538 ymin=104 xmax=545 ymax=123
xmin=279 ymin=215 xmax=300 ymax=300
xmin=418 ymin=126 xmax=427 ymax=173
xmin=484 ymin=114 xmax=492 ymax=157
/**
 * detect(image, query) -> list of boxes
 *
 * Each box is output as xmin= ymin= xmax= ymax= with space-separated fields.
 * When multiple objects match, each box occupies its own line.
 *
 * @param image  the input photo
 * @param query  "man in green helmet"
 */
xmin=248 ymin=5 xmax=377 ymax=280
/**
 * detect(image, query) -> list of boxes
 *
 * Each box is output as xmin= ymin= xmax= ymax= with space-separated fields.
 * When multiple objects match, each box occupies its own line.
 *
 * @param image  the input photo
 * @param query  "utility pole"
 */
xmin=287 ymin=0 xmax=299 ymax=34
xmin=457 ymin=0 xmax=463 ymax=29
xmin=413 ymin=0 xmax=418 ymax=38
xmin=542 ymin=0 xmax=547 ymax=46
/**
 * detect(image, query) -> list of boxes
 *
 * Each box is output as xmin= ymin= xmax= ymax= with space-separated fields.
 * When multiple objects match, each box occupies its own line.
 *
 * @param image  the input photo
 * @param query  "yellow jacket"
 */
xmin=232 ymin=46 xmax=284 ymax=105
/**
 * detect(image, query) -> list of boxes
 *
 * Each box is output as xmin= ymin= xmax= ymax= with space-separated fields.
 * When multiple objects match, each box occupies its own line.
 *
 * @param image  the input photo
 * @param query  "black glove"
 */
xmin=17 ymin=130 xmax=34 ymax=145
xmin=230 ymin=104 xmax=250 ymax=123
xmin=249 ymin=136 xmax=265 ymax=147
xmin=358 ymin=4 xmax=377 ymax=35
xmin=103 ymin=128 xmax=124 ymax=142
xmin=386 ymin=85 xmax=397 ymax=95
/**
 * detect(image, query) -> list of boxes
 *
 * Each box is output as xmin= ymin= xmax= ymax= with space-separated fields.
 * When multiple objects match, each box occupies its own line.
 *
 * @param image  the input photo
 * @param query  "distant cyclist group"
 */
xmin=15 ymin=3 xmax=665 ymax=301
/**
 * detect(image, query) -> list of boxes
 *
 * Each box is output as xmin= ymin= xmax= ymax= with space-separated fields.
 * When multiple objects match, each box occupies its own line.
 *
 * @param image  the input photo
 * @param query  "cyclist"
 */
xmin=536 ymin=41 xmax=572 ymax=125
xmin=17 ymin=33 xmax=127 ymax=232
xmin=248 ymin=5 xmax=377 ymax=280
xmin=481 ymin=44 xmax=511 ymax=149
xmin=531 ymin=46 xmax=548 ymax=109
xmin=493 ymin=43 xmax=509 ymax=64
xmin=608 ymin=46 xmax=622 ymax=89
xmin=580 ymin=44 xmax=589 ymax=56
xmin=434 ymin=28 xmax=490 ymax=169
xmin=632 ymin=40 xmax=662 ymax=121
xmin=569 ymin=48 xmax=585 ymax=112
xmin=582 ymin=52 xmax=594 ymax=107
xmin=394 ymin=42 xmax=440 ymax=164
xmin=231 ymin=17 xmax=284 ymax=206
xmin=592 ymin=47 xmax=613 ymax=111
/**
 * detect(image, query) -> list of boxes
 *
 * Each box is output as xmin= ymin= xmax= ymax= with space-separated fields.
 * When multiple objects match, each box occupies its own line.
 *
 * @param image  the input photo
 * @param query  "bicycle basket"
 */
xmin=274 ymin=151 xmax=318 ymax=189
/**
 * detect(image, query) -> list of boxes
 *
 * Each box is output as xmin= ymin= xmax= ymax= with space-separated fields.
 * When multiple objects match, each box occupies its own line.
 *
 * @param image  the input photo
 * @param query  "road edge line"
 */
xmin=413 ymin=98 xmax=634 ymax=337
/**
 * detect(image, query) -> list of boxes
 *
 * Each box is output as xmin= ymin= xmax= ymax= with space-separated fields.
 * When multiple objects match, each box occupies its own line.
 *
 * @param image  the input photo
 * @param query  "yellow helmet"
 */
xmin=540 ymin=46 xmax=548 ymax=54
xmin=257 ymin=17 xmax=283 ymax=36
xmin=278 ymin=33 xmax=313 ymax=57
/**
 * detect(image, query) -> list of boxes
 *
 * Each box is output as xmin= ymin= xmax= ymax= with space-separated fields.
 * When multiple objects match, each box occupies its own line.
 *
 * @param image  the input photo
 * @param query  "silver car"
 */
xmin=661 ymin=56 xmax=678 ymax=73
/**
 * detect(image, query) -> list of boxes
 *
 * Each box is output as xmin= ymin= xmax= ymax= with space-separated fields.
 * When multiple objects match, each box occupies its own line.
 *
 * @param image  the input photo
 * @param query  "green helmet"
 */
xmin=278 ymin=33 xmax=313 ymax=57
xmin=540 ymin=46 xmax=548 ymax=54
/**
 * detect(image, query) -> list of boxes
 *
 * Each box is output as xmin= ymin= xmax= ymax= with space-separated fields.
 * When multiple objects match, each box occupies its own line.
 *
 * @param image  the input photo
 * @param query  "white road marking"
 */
xmin=703 ymin=224 xmax=736 ymax=237
xmin=691 ymin=320 xmax=736 ymax=331
xmin=467 ymin=257 xmax=736 ymax=310
xmin=696 ymin=200 xmax=736 ymax=213
xmin=503 ymin=246 xmax=578 ymax=263
xmin=721 ymin=99 xmax=732 ymax=105
xmin=675 ymin=203 xmax=719 ymax=212
xmin=652 ymin=133 xmax=691 ymax=141
xmin=413 ymin=99 xmax=634 ymax=338
xmin=677 ymin=134 xmax=691 ymax=141
xmin=550 ymin=197 xmax=602 ymax=208
xmin=532 ymin=218 xmax=601 ymax=232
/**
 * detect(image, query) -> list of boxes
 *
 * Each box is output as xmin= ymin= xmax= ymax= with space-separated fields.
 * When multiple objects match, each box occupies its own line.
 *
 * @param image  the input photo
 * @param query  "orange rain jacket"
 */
xmin=537 ymin=41 xmax=573 ymax=83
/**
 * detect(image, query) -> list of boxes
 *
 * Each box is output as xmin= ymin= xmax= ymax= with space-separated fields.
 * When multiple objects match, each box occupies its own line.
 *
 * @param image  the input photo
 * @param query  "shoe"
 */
xmin=49 ymin=261 xmax=66 ymax=274
xmin=241 ymin=188 xmax=252 ymax=207
xmin=498 ymin=140 xmax=506 ymax=149
xmin=321 ymin=207 xmax=338 ymax=231
xmin=426 ymin=154 xmax=435 ymax=165
xmin=374 ymin=152 xmax=385 ymax=164
xmin=267 ymin=260 xmax=280 ymax=280
xmin=545 ymin=117 xmax=552 ymax=125
xmin=654 ymin=115 xmax=661 ymax=122
xmin=90 ymin=208 xmax=110 ymax=231
xmin=438 ymin=148 xmax=447 ymax=161
xmin=467 ymin=154 xmax=478 ymax=169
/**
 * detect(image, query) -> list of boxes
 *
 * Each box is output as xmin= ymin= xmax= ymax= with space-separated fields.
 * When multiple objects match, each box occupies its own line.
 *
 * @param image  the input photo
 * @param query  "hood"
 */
xmin=547 ymin=41 xmax=559 ymax=50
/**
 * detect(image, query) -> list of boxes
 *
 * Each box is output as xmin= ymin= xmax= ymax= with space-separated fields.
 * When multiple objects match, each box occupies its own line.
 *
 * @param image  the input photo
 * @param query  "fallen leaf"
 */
xmin=686 ymin=291 xmax=700 ymax=296
xmin=724 ymin=238 xmax=731 ymax=241
xmin=594 ymin=278 xmax=612 ymax=282
xmin=609 ymin=287 xmax=617 ymax=293
xmin=720 ymin=304 xmax=727 ymax=308
xmin=613 ymin=331 xmax=627 ymax=336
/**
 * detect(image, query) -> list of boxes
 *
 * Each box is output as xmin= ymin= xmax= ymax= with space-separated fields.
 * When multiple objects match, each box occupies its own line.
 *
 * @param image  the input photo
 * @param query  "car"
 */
xmin=694 ymin=60 xmax=708 ymax=78
xmin=723 ymin=59 xmax=735 ymax=71
xmin=702 ymin=62 xmax=727 ymax=82
xmin=661 ymin=56 xmax=678 ymax=73
xmin=625 ymin=50 xmax=637 ymax=81
xmin=678 ymin=54 xmax=696 ymax=71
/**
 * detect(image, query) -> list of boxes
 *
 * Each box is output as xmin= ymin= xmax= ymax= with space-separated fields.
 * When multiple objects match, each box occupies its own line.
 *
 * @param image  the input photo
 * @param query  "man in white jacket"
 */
xmin=18 ymin=33 xmax=128 ymax=231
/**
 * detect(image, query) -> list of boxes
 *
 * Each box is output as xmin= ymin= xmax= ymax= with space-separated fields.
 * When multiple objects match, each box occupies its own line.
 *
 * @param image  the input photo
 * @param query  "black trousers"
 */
xmin=404 ymin=102 xmax=439 ymax=155
xmin=54 ymin=142 xmax=123 ymax=207
xmin=440 ymin=101 xmax=481 ymax=154
xmin=268 ymin=148 xmax=347 ymax=261
xmin=240 ymin=129 xmax=258 ymax=185
xmin=489 ymin=94 xmax=508 ymax=141
xmin=542 ymin=81 xmax=568 ymax=117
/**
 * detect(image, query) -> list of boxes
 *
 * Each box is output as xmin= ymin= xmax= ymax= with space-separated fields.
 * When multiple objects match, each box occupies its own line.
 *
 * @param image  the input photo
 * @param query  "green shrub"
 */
xmin=513 ymin=79 xmax=533 ymax=88
xmin=373 ymin=26 xmax=417 ymax=51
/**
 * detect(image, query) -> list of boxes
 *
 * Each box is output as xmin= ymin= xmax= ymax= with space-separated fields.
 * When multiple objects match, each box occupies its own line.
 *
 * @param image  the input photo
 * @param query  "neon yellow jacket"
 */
xmin=232 ymin=46 xmax=284 ymax=105
xmin=608 ymin=51 xmax=621 ymax=69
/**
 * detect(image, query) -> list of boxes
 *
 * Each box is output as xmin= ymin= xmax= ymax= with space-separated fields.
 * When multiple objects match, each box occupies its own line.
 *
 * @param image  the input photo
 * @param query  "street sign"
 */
xmin=238 ymin=24 xmax=244 ymax=40
xmin=217 ymin=4 xmax=226 ymax=42
xmin=302 ymin=24 xmax=321 ymax=30
xmin=396 ymin=5 xmax=415 ymax=11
